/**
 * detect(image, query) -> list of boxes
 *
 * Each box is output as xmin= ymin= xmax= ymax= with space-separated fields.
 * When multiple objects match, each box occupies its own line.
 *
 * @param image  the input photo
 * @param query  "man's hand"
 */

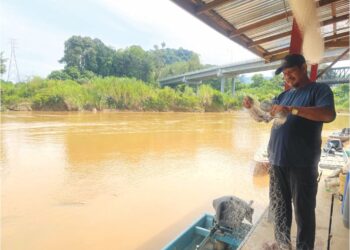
xmin=243 ymin=96 xmax=254 ymax=109
xmin=269 ymin=105 xmax=336 ymax=122
xmin=270 ymin=105 xmax=291 ymax=117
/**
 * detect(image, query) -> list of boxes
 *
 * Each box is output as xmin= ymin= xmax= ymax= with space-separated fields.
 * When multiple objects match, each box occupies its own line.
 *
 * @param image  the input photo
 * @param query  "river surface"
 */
xmin=1 ymin=111 xmax=348 ymax=250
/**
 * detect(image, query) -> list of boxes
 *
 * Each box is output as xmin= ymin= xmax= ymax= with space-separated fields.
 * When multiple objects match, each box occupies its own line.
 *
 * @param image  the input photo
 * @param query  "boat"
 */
xmin=319 ymin=150 xmax=348 ymax=170
xmin=329 ymin=128 xmax=350 ymax=142
xmin=162 ymin=214 xmax=252 ymax=250
xmin=322 ymin=138 xmax=344 ymax=153
xmin=163 ymin=196 xmax=254 ymax=250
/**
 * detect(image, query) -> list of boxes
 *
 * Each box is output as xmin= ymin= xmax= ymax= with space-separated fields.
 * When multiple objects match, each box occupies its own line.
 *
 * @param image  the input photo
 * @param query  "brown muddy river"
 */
xmin=1 ymin=111 xmax=348 ymax=250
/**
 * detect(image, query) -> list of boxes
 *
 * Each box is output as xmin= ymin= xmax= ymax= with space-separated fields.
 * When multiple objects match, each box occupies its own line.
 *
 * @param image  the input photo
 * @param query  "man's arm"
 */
xmin=292 ymin=106 xmax=336 ymax=122
xmin=270 ymin=105 xmax=336 ymax=123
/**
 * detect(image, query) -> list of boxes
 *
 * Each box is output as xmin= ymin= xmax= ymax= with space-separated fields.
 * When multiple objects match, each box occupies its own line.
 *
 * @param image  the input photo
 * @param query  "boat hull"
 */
xmin=163 ymin=214 xmax=252 ymax=250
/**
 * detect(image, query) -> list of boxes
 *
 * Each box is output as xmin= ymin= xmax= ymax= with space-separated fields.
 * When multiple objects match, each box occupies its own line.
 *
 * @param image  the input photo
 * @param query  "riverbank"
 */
xmin=1 ymin=108 xmax=349 ymax=115
xmin=2 ymin=77 xmax=348 ymax=113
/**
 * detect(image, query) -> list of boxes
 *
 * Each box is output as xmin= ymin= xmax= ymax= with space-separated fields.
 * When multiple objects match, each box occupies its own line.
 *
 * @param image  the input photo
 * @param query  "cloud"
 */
xmin=96 ymin=0 xmax=258 ymax=65
xmin=1 ymin=0 xmax=260 ymax=80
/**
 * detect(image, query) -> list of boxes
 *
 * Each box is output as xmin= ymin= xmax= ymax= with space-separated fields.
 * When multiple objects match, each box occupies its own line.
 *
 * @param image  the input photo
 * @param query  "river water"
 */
xmin=1 ymin=111 xmax=348 ymax=250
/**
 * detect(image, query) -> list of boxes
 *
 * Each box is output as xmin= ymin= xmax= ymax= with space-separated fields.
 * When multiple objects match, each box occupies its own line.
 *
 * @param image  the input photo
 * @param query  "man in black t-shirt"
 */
xmin=243 ymin=54 xmax=336 ymax=250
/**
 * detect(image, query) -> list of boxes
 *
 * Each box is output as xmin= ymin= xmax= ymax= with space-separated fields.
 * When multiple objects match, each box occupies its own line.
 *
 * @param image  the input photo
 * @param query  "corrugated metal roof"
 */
xmin=171 ymin=0 xmax=349 ymax=62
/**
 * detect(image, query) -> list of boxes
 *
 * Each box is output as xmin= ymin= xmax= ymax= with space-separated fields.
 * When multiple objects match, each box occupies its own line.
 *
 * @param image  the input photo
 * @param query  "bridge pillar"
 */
xmin=232 ymin=77 xmax=236 ymax=96
xmin=196 ymin=81 xmax=202 ymax=95
xmin=221 ymin=77 xmax=225 ymax=93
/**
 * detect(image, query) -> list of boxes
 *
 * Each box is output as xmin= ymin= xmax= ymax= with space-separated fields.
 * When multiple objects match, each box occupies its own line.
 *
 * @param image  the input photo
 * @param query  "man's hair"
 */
xmin=275 ymin=54 xmax=306 ymax=75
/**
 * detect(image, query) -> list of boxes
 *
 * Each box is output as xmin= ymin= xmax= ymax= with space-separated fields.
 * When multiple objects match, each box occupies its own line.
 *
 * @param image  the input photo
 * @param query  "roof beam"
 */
xmin=229 ymin=0 xmax=344 ymax=37
xmin=324 ymin=31 xmax=349 ymax=41
xmin=266 ymin=46 xmax=349 ymax=62
xmin=325 ymin=38 xmax=349 ymax=47
xmin=249 ymin=31 xmax=291 ymax=48
xmin=205 ymin=10 xmax=269 ymax=56
xmin=316 ymin=0 xmax=346 ymax=7
xmin=196 ymin=0 xmax=232 ymax=15
xmin=170 ymin=0 xmax=269 ymax=57
xmin=248 ymin=14 xmax=349 ymax=47
xmin=322 ymin=13 xmax=349 ymax=26
xmin=264 ymin=33 xmax=349 ymax=59
xmin=230 ymin=11 xmax=292 ymax=38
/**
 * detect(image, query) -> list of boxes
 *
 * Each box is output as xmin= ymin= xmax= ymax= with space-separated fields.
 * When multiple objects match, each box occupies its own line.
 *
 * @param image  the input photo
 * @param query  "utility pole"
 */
xmin=7 ymin=39 xmax=21 ymax=82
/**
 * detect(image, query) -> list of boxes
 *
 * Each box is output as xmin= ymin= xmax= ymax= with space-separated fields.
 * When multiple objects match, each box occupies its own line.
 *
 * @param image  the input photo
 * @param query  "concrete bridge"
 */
xmin=159 ymin=50 xmax=349 ymax=94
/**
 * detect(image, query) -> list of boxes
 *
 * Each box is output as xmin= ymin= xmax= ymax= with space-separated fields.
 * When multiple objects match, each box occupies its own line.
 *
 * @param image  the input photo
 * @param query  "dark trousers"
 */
xmin=269 ymin=165 xmax=318 ymax=250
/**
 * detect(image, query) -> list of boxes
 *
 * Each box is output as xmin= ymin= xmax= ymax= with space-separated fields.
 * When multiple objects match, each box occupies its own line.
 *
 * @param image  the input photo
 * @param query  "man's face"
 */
xmin=282 ymin=65 xmax=306 ymax=88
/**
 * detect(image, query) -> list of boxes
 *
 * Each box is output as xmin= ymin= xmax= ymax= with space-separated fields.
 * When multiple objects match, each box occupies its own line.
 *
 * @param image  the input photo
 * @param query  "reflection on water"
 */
xmin=1 ymin=112 xmax=348 ymax=250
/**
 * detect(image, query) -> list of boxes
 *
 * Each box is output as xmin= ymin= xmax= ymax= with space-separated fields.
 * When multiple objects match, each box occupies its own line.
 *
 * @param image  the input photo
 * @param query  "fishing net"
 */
xmin=199 ymin=196 xmax=255 ymax=250
xmin=268 ymin=168 xmax=292 ymax=250
xmin=244 ymin=98 xmax=294 ymax=249
xmin=288 ymin=0 xmax=324 ymax=64
xmin=213 ymin=196 xmax=254 ymax=229
xmin=245 ymin=97 xmax=287 ymax=128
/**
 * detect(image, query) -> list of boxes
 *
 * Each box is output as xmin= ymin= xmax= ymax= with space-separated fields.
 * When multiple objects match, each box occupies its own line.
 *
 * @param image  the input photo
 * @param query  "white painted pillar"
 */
xmin=220 ymin=77 xmax=225 ymax=93
xmin=232 ymin=77 xmax=236 ymax=96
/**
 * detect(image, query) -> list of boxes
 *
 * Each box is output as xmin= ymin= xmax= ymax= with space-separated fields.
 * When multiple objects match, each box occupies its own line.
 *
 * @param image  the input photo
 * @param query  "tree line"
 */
xmin=0 ymin=35 xmax=348 ymax=112
xmin=47 ymin=36 xmax=205 ymax=84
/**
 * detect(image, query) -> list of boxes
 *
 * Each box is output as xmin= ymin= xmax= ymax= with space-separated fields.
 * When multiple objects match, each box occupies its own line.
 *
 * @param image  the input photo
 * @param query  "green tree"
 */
xmin=159 ymin=54 xmax=202 ymax=79
xmin=65 ymin=66 xmax=81 ymax=80
xmin=112 ymin=46 xmax=153 ymax=82
xmin=251 ymin=74 xmax=266 ymax=87
xmin=59 ymin=36 xmax=114 ymax=76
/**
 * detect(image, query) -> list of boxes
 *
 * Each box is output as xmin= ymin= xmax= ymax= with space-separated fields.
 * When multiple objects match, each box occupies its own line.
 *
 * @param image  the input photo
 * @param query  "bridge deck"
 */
xmin=159 ymin=49 xmax=349 ymax=86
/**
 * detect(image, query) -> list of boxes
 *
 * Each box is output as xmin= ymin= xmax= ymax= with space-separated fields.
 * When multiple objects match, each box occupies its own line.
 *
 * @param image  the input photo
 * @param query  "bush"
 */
xmin=0 ymin=75 xmax=347 ymax=113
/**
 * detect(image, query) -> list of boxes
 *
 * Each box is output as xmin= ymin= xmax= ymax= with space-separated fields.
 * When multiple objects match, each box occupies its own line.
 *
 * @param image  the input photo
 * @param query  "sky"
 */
xmin=1 ymin=0 xmax=348 ymax=82
xmin=0 ymin=0 xmax=260 ymax=82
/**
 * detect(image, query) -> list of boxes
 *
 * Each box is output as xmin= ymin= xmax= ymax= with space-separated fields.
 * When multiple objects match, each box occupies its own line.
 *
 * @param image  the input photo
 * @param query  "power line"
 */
xmin=7 ymin=39 xmax=21 ymax=82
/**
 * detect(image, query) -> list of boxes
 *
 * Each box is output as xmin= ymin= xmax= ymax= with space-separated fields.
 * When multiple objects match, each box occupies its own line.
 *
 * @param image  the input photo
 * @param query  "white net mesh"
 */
xmin=246 ymin=97 xmax=287 ymax=128
xmin=268 ymin=167 xmax=292 ymax=249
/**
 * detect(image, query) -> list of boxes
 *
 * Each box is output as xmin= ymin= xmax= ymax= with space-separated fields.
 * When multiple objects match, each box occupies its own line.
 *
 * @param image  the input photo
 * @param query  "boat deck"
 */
xmin=239 ymin=174 xmax=349 ymax=250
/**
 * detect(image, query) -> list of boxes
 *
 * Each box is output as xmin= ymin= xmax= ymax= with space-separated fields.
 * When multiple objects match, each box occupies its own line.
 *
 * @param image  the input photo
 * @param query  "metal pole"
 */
xmin=317 ymin=48 xmax=349 ymax=79
xmin=327 ymin=193 xmax=335 ymax=250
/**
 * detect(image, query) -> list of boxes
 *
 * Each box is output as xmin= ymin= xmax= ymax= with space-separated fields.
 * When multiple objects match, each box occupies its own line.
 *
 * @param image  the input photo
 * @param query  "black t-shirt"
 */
xmin=267 ymin=83 xmax=335 ymax=168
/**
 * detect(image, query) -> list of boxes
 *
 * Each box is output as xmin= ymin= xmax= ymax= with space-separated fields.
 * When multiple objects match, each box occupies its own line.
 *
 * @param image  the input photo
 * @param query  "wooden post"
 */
xmin=289 ymin=19 xmax=319 ymax=83
xmin=286 ymin=19 xmax=303 ymax=90
xmin=289 ymin=19 xmax=303 ymax=54
xmin=310 ymin=64 xmax=318 ymax=81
